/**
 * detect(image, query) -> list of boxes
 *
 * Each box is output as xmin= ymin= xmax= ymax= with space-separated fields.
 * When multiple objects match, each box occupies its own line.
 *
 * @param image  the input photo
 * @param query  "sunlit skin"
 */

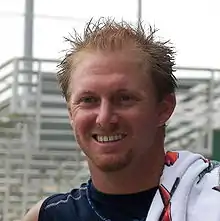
xmin=68 ymin=50 xmax=176 ymax=194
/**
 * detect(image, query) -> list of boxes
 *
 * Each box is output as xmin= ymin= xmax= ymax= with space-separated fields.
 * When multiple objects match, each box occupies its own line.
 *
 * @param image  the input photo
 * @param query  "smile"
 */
xmin=93 ymin=134 xmax=127 ymax=143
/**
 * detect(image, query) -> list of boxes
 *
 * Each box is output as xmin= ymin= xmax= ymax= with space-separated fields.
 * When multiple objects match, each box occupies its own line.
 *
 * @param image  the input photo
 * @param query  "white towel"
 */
xmin=145 ymin=151 xmax=220 ymax=221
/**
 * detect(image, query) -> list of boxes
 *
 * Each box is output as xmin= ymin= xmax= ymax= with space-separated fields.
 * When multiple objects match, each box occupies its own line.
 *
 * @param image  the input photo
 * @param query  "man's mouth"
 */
xmin=92 ymin=134 xmax=127 ymax=143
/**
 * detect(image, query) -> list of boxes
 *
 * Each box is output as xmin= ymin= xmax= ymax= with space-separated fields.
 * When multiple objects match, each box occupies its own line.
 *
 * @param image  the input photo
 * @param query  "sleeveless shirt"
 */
xmin=39 ymin=180 xmax=157 ymax=221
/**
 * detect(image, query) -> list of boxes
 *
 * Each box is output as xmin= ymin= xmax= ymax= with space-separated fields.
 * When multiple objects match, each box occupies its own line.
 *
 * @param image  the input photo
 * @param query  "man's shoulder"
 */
xmin=39 ymin=183 xmax=89 ymax=221
xmin=42 ymin=183 xmax=88 ymax=209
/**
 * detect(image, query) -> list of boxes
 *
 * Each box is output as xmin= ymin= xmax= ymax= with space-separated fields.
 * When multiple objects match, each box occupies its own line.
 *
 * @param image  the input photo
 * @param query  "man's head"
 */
xmin=57 ymin=18 xmax=177 ymax=172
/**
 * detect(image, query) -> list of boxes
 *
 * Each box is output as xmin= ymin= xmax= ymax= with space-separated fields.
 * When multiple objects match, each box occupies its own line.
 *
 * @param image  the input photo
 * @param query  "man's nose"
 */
xmin=95 ymin=100 xmax=118 ymax=129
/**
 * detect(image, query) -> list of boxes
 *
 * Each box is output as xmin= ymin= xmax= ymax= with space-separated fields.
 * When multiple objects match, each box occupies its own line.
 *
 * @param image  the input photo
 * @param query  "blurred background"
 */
xmin=0 ymin=0 xmax=219 ymax=220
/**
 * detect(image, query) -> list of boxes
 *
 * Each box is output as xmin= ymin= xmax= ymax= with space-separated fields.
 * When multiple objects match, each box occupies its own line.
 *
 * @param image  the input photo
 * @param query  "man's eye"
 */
xmin=119 ymin=94 xmax=132 ymax=101
xmin=80 ymin=96 xmax=98 ymax=103
xmin=114 ymin=94 xmax=139 ymax=107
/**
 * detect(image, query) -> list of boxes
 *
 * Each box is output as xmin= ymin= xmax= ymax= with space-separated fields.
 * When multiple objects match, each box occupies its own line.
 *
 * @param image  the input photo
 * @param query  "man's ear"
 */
xmin=157 ymin=93 xmax=176 ymax=127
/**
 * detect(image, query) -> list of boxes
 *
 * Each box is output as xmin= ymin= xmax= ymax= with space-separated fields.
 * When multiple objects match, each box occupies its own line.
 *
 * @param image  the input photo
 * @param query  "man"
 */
xmin=23 ymin=18 xmax=220 ymax=221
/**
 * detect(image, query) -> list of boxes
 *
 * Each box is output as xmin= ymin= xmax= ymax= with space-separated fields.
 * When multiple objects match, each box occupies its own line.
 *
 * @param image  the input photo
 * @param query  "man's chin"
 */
xmin=96 ymin=162 xmax=128 ymax=172
xmin=90 ymin=154 xmax=133 ymax=172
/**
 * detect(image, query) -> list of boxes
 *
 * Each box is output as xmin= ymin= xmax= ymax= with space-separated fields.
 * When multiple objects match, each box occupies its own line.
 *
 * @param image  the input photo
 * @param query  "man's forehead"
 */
xmin=72 ymin=74 xmax=135 ymax=90
xmin=71 ymin=71 xmax=153 ymax=99
xmin=72 ymin=52 xmax=148 ymax=79
xmin=70 ymin=50 xmax=152 ymax=92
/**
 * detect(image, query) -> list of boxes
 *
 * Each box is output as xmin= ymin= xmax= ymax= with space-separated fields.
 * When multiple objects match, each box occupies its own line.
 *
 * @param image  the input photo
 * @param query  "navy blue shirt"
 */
xmin=39 ymin=180 xmax=157 ymax=221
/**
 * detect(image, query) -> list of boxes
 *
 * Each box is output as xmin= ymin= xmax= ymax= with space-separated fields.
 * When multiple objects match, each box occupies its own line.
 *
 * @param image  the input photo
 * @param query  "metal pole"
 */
xmin=23 ymin=0 xmax=34 ymax=106
xmin=24 ymin=0 xmax=34 ymax=61
xmin=3 ymin=143 xmax=11 ymax=221
xmin=137 ymin=0 xmax=142 ymax=29
xmin=206 ymin=71 xmax=215 ymax=156
xmin=10 ymin=59 xmax=19 ymax=113
xmin=21 ymin=124 xmax=31 ymax=217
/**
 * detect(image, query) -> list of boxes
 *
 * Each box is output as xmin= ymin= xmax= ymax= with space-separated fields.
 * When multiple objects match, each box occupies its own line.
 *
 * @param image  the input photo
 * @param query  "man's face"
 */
xmin=68 ymin=51 xmax=174 ymax=172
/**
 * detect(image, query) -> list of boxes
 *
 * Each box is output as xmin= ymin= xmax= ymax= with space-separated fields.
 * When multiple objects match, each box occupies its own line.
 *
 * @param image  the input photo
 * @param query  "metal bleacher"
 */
xmin=0 ymin=57 xmax=220 ymax=220
xmin=0 ymin=57 xmax=88 ymax=220
xmin=166 ymin=68 xmax=220 ymax=155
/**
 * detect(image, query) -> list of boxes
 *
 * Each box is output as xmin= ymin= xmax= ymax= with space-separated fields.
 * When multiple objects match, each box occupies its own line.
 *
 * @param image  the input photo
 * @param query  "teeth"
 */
xmin=114 ymin=134 xmax=122 ymax=140
xmin=109 ymin=136 xmax=114 ymax=141
xmin=96 ymin=134 xmax=125 ymax=143
xmin=103 ymin=136 xmax=108 ymax=142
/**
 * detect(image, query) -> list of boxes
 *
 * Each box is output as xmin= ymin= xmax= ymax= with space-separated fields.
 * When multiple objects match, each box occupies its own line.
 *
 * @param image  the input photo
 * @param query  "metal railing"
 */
xmin=166 ymin=67 xmax=220 ymax=156
xmin=0 ymin=57 xmax=220 ymax=220
xmin=0 ymin=57 xmax=76 ymax=150
xmin=1 ymin=57 xmax=219 ymax=152
xmin=0 ymin=57 xmax=220 ymax=154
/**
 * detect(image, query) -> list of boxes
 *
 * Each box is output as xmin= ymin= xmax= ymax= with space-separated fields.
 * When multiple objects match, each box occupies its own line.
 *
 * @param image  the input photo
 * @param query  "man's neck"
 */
xmin=89 ymin=146 xmax=165 ymax=194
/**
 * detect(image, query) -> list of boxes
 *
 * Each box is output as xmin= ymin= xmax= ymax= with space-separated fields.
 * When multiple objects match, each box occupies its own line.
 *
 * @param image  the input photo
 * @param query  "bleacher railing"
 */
xmin=0 ymin=57 xmax=76 ymax=150
xmin=1 ymin=57 xmax=220 ymax=153
xmin=166 ymin=67 xmax=220 ymax=156
xmin=0 ymin=57 xmax=220 ymax=220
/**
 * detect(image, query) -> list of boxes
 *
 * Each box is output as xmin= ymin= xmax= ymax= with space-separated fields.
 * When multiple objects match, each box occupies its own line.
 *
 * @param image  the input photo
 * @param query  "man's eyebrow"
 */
xmin=115 ymin=89 xmax=142 ymax=95
xmin=76 ymin=90 xmax=96 ymax=96
xmin=115 ymin=89 xmax=129 ymax=93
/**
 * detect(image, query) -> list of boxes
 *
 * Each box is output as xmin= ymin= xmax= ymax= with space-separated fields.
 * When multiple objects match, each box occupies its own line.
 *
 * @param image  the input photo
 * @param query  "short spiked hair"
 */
xmin=57 ymin=18 xmax=177 ymax=102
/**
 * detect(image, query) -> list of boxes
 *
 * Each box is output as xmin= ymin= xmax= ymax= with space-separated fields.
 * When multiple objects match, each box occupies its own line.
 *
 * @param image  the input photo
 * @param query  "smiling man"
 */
xmin=23 ymin=18 xmax=220 ymax=221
